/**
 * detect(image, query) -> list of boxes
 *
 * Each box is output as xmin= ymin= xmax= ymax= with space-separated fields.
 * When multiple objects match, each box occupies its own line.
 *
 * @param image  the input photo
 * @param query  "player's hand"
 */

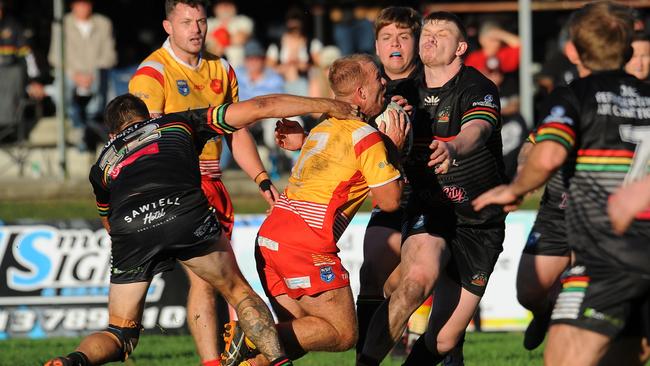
xmin=391 ymin=95 xmax=414 ymax=117
xmin=259 ymin=183 xmax=279 ymax=213
xmin=27 ymin=82 xmax=45 ymax=100
xmin=428 ymin=140 xmax=456 ymax=174
xmin=608 ymin=180 xmax=649 ymax=235
xmin=329 ymin=101 xmax=365 ymax=121
xmin=378 ymin=109 xmax=409 ymax=151
xmin=473 ymin=184 xmax=522 ymax=212
xmin=275 ymin=119 xmax=305 ymax=151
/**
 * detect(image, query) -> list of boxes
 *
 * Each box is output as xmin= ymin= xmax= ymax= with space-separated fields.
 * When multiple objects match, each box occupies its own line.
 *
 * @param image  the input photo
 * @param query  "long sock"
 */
xmin=66 ymin=352 xmax=90 ymax=366
xmin=202 ymin=359 xmax=221 ymax=366
xmin=269 ymin=356 xmax=292 ymax=366
xmin=402 ymin=334 xmax=445 ymax=365
xmin=356 ymin=296 xmax=384 ymax=355
xmin=357 ymin=353 xmax=381 ymax=366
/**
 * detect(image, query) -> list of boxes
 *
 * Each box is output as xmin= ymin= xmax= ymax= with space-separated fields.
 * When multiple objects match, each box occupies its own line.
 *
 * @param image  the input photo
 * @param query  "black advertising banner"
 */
xmin=0 ymin=220 xmax=190 ymax=339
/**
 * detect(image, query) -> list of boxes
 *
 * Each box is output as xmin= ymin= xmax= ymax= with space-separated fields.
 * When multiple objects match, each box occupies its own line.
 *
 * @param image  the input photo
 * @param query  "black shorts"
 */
xmin=402 ymin=212 xmax=504 ymax=297
xmin=109 ymin=208 xmax=222 ymax=284
xmin=366 ymin=206 xmax=403 ymax=232
xmin=550 ymin=250 xmax=650 ymax=338
xmin=522 ymin=206 xmax=570 ymax=256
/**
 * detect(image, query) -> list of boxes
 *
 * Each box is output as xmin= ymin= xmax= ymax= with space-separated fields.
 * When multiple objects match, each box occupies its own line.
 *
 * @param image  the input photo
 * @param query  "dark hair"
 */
xmin=374 ymin=7 xmax=422 ymax=39
xmin=165 ymin=0 xmax=207 ymax=18
xmin=104 ymin=94 xmax=150 ymax=134
xmin=632 ymin=30 xmax=650 ymax=43
xmin=569 ymin=1 xmax=635 ymax=70
xmin=423 ymin=11 xmax=468 ymax=41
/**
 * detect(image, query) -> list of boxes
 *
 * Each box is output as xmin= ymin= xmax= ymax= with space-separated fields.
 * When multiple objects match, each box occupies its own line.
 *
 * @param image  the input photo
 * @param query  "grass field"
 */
xmin=2 ymin=332 xmax=543 ymax=365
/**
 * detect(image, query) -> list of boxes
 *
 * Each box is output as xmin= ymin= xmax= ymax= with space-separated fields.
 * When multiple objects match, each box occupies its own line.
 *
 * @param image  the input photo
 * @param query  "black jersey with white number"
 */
xmin=406 ymin=65 xmax=507 ymax=226
xmin=535 ymin=70 xmax=650 ymax=274
xmin=89 ymin=104 xmax=236 ymax=235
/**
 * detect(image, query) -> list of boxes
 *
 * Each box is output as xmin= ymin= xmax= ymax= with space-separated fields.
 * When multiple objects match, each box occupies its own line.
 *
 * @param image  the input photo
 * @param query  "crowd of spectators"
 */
xmin=1 ymin=0 xmax=649 ymax=175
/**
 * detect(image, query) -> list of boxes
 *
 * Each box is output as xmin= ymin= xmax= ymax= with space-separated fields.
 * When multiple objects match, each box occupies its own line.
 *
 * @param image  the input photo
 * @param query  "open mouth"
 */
xmin=389 ymin=51 xmax=402 ymax=58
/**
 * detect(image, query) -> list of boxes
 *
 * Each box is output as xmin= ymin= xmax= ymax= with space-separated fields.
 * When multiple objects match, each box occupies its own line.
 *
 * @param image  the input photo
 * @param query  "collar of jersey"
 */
xmin=163 ymin=37 xmax=203 ymax=70
xmin=424 ymin=64 xmax=465 ymax=92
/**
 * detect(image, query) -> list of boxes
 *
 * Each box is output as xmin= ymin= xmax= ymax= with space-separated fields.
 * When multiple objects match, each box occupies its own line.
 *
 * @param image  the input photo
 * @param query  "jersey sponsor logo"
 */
xmin=595 ymin=89 xmax=650 ymax=119
xmin=470 ymin=272 xmax=488 ymax=287
xmin=285 ymin=276 xmax=311 ymax=289
xmin=193 ymin=83 xmax=205 ymax=91
xmin=176 ymin=80 xmax=190 ymax=96
xmin=436 ymin=106 xmax=450 ymax=123
xmin=319 ymin=266 xmax=335 ymax=283
xmin=123 ymin=197 xmax=181 ymax=223
xmin=258 ymin=236 xmax=279 ymax=251
xmin=424 ymin=95 xmax=440 ymax=106
xmin=471 ymin=94 xmax=498 ymax=109
xmin=442 ymin=185 xmax=468 ymax=203
xmin=210 ymin=79 xmax=223 ymax=94
xmin=583 ymin=308 xmax=623 ymax=327
xmin=193 ymin=214 xmax=220 ymax=239
xmin=621 ymin=85 xmax=639 ymax=97
xmin=542 ymin=105 xmax=574 ymax=125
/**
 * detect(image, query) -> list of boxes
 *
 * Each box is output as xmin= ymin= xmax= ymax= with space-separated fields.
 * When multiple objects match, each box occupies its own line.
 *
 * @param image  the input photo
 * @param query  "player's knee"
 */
xmin=102 ymin=317 xmax=143 ymax=361
xmin=334 ymin=326 xmax=357 ymax=351
xmin=400 ymin=271 xmax=433 ymax=303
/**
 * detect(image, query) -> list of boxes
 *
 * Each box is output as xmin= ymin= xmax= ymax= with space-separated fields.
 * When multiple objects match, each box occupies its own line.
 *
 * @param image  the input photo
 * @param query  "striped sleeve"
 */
xmin=534 ymin=88 xmax=579 ymax=151
xmin=353 ymin=125 xmax=400 ymax=187
xmin=128 ymin=60 xmax=165 ymax=114
xmin=89 ymin=165 xmax=110 ymax=217
xmin=206 ymin=103 xmax=238 ymax=134
xmin=221 ymin=58 xmax=239 ymax=103
xmin=460 ymin=83 xmax=501 ymax=128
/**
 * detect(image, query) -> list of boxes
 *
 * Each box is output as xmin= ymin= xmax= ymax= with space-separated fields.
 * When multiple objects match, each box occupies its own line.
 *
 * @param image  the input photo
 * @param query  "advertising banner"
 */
xmin=0 ymin=212 xmax=536 ymax=339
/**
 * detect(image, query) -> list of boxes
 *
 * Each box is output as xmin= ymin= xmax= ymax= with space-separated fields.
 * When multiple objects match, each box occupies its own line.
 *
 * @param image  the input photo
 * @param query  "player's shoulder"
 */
xmin=460 ymin=66 xmax=498 ymax=92
xmin=204 ymin=51 xmax=233 ymax=72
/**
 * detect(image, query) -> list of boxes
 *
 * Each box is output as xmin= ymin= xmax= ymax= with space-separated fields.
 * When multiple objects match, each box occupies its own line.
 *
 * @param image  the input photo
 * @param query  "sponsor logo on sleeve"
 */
xmin=472 ymin=94 xmax=498 ymax=108
xmin=210 ymin=79 xmax=223 ymax=94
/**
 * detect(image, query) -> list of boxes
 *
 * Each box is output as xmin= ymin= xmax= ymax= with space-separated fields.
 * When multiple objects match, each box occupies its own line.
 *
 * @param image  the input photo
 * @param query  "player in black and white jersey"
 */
xmin=474 ymin=3 xmax=650 ymax=365
xmin=44 ymin=93 xmax=359 ymax=366
xmin=358 ymin=12 xmax=507 ymax=366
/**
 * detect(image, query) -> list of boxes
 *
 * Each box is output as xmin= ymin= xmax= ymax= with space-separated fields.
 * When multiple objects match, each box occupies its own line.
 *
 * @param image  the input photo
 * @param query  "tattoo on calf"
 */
xmin=236 ymin=293 xmax=284 ymax=359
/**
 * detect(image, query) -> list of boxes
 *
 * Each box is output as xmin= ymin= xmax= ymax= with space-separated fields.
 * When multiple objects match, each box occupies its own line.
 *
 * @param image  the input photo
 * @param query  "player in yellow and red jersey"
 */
xmin=128 ymin=1 xmax=277 ymax=365
xmin=222 ymin=54 xmax=408 ymax=366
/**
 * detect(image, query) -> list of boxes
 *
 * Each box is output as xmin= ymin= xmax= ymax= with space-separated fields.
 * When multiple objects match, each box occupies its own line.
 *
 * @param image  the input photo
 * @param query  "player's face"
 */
xmin=625 ymin=40 xmax=650 ymax=81
xmin=375 ymin=24 xmax=417 ymax=78
xmin=419 ymin=20 xmax=466 ymax=68
xmin=361 ymin=62 xmax=387 ymax=117
xmin=165 ymin=3 xmax=208 ymax=57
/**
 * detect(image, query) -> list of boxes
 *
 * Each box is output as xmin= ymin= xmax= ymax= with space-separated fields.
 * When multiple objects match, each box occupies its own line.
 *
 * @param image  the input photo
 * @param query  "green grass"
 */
xmin=2 ymin=332 xmax=543 ymax=365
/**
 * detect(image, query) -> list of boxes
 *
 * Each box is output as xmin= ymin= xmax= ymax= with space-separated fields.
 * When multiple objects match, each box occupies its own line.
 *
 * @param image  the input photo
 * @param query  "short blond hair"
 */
xmin=328 ymin=54 xmax=377 ymax=97
xmin=569 ymin=1 xmax=635 ymax=70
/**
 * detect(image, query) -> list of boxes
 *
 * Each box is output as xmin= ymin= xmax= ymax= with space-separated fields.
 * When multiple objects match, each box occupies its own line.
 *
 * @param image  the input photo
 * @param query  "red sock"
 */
xmin=202 ymin=359 xmax=221 ymax=366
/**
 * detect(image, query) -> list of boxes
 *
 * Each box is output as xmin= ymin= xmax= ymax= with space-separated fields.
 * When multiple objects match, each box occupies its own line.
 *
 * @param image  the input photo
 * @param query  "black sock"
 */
xmin=357 ymin=353 xmax=381 ymax=366
xmin=402 ymin=334 xmax=445 ymax=365
xmin=269 ymin=356 xmax=292 ymax=366
xmin=66 ymin=351 xmax=90 ymax=366
xmin=356 ymin=296 xmax=384 ymax=355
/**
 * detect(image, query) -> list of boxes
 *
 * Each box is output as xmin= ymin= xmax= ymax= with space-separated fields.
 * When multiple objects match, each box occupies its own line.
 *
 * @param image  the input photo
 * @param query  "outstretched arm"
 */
xmin=224 ymin=94 xmax=359 ymax=129
xmin=473 ymin=140 xmax=567 ymax=212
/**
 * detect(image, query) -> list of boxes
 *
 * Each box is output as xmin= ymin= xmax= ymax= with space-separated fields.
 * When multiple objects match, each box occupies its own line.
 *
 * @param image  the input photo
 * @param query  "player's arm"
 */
xmin=608 ymin=175 xmax=650 ymax=235
xmin=89 ymin=167 xmax=111 ymax=233
xmin=227 ymin=130 xmax=279 ymax=206
xmin=428 ymin=85 xmax=500 ymax=174
xmin=473 ymin=88 xmax=577 ymax=211
xmin=224 ymin=94 xmax=360 ymax=128
xmin=356 ymin=126 xmax=402 ymax=212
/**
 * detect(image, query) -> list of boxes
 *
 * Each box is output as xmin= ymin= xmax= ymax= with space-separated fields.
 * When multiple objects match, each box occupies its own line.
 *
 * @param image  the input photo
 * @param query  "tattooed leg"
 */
xmin=235 ymin=293 xmax=284 ymax=360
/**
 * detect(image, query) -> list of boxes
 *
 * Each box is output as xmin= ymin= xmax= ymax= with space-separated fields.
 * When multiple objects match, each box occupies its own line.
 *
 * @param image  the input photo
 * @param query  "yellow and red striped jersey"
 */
xmin=128 ymin=38 xmax=238 ymax=179
xmin=260 ymin=118 xmax=400 ymax=248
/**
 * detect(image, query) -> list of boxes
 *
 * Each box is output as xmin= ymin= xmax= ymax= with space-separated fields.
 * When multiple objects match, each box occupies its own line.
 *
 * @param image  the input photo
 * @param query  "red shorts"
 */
xmin=201 ymin=177 xmax=234 ymax=239
xmin=255 ymin=233 xmax=350 ymax=299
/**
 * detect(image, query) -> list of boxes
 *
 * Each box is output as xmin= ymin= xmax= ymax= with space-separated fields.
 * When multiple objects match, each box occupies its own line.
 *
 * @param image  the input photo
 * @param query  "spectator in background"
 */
xmin=48 ymin=0 xmax=116 ymax=151
xmin=537 ymin=24 xmax=579 ymax=95
xmin=266 ymin=10 xmax=312 ymax=97
xmin=625 ymin=31 xmax=650 ymax=82
xmin=237 ymin=39 xmax=287 ymax=178
xmin=465 ymin=21 xmax=520 ymax=76
xmin=222 ymin=14 xmax=253 ymax=69
xmin=205 ymin=0 xmax=236 ymax=56
xmin=308 ymin=45 xmax=341 ymax=99
xmin=0 ymin=0 xmax=45 ymax=138
xmin=329 ymin=4 xmax=376 ymax=55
